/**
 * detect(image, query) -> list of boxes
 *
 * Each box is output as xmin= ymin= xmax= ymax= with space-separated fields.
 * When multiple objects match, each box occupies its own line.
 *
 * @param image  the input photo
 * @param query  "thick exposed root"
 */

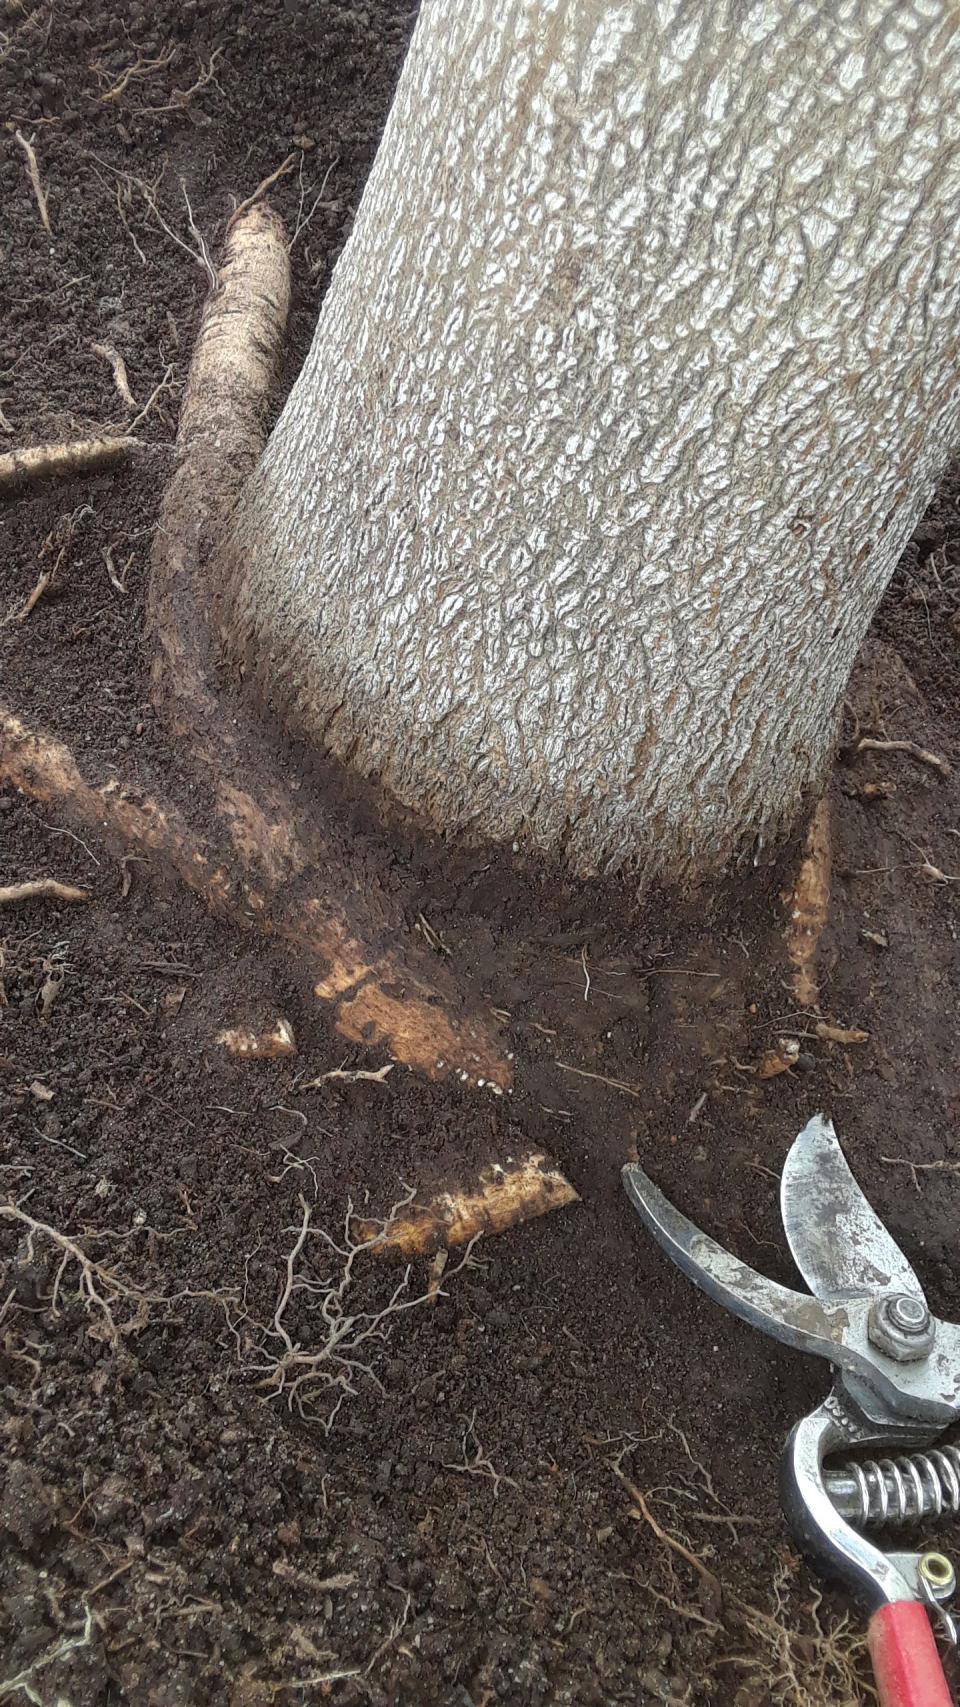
xmin=0 ymin=435 xmax=138 ymax=494
xmin=354 ymin=1154 xmax=580 ymax=1257
xmin=784 ymin=798 xmax=831 ymax=1010
xmin=0 ymin=706 xmax=512 ymax=1088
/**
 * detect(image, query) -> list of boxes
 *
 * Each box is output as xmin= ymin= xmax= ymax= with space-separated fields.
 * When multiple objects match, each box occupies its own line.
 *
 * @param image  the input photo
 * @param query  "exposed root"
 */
xmin=555 ymin=1059 xmax=642 ymax=1098
xmin=0 ymin=434 xmax=138 ymax=494
xmin=0 ymin=1603 xmax=95 ymax=1703
xmin=217 ymin=1016 xmax=297 ymax=1059
xmin=0 ymin=205 xmax=513 ymax=1094
xmin=228 ymin=152 xmax=299 ymax=232
xmin=0 ymin=1200 xmax=146 ymax=1346
xmin=722 ymin=1571 xmax=876 ymax=1707
xmin=0 ymin=705 xmax=511 ymax=1087
xmin=784 ymin=797 xmax=831 ymax=1009
xmin=0 ymin=877 xmax=88 ymax=907
xmin=299 ymin=1061 xmax=393 ymax=1089
xmin=442 ymin=1408 xmax=517 ymax=1497
xmin=856 ymin=736 xmax=950 ymax=779
xmin=13 ymin=127 xmax=51 ymax=235
xmin=614 ymin=1461 xmax=724 ymax=1622
xmin=234 ymin=1191 xmax=483 ymax=1432
xmin=352 ymin=1153 xmax=579 ymax=1257
xmin=91 ymin=340 xmax=137 ymax=408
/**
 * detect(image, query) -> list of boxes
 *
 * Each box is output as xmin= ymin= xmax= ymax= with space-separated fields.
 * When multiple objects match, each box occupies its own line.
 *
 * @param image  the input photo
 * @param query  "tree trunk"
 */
xmin=223 ymin=0 xmax=960 ymax=879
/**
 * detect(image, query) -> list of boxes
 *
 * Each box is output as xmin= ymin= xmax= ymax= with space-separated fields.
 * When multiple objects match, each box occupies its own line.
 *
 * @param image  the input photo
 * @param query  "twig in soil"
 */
xmin=228 ymin=152 xmax=299 ymax=232
xmin=297 ymin=1061 xmax=394 ymax=1090
xmin=581 ymin=944 xmax=591 ymax=1001
xmin=129 ymin=362 xmax=177 ymax=430
xmin=3 ymin=563 xmax=53 ymax=623
xmin=555 ymin=1059 xmax=642 ymax=1098
xmin=0 ymin=405 xmax=13 ymax=434
xmin=880 ymin=1155 xmax=960 ymax=1195
xmin=91 ymin=341 xmax=137 ymax=408
xmin=41 ymin=821 xmax=101 ymax=867
xmin=415 ymin=911 xmax=450 ymax=955
xmin=13 ymin=128 xmax=52 ymax=235
xmin=138 ymin=177 xmax=218 ymax=289
xmin=0 ymin=435 xmax=138 ymax=494
xmin=856 ymin=737 xmax=950 ymax=779
xmin=0 ymin=878 xmax=88 ymax=907
xmin=443 ymin=1408 xmax=518 ymax=1497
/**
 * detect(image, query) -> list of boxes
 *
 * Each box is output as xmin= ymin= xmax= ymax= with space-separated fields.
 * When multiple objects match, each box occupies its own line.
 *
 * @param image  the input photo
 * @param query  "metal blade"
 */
xmin=622 ymin=1162 xmax=847 ymax=1362
xmin=780 ymin=1114 xmax=925 ymax=1302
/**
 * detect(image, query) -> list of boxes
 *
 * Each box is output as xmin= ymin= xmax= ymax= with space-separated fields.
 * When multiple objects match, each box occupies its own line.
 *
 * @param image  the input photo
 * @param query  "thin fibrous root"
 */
xmin=0 ymin=435 xmax=139 ymax=495
xmin=13 ymin=128 xmax=52 ymax=235
xmin=352 ymin=1153 xmax=579 ymax=1257
xmin=0 ymin=877 xmax=88 ymax=907
xmin=784 ymin=796 xmax=831 ymax=1010
xmin=227 ymin=152 xmax=299 ymax=233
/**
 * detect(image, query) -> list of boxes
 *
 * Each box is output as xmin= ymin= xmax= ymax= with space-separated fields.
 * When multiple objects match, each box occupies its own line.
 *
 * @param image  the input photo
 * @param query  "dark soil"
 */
xmin=3 ymin=5 xmax=960 ymax=1703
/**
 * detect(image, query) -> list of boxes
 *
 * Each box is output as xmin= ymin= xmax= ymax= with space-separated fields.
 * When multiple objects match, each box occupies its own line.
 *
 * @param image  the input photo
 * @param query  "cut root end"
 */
xmin=354 ymin=1153 xmax=579 ymax=1257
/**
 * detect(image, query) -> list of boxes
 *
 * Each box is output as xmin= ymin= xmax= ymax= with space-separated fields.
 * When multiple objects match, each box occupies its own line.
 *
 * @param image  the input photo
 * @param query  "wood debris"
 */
xmin=757 ymin=1038 xmax=800 ymax=1079
xmin=860 ymin=928 xmax=888 ymax=949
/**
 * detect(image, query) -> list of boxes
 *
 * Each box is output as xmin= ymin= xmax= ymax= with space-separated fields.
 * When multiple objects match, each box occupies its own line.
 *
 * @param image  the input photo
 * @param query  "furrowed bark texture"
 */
xmin=226 ymin=0 xmax=960 ymax=876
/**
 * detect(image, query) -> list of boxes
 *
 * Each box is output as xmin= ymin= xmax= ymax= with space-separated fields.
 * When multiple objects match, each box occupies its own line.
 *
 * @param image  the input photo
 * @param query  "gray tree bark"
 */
xmin=225 ymin=0 xmax=960 ymax=878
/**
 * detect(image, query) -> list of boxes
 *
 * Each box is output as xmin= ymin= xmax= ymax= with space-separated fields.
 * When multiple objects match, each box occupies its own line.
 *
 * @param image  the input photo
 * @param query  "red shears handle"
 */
xmin=869 ymin=1602 xmax=953 ymax=1707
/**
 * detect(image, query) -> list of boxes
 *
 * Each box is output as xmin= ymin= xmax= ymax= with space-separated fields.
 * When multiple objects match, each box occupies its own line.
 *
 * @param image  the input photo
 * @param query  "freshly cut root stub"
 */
xmin=354 ymin=1153 xmax=580 ymax=1258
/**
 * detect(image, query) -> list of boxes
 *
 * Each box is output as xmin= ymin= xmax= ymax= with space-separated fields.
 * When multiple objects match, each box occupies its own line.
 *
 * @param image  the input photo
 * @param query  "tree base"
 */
xmin=0 ymin=205 xmax=580 ymax=1255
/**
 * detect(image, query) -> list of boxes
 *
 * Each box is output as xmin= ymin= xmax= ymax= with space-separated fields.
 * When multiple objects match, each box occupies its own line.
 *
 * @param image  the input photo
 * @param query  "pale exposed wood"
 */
xmin=216 ymin=1017 xmax=297 ymax=1058
xmin=356 ymin=1154 xmax=579 ymax=1257
xmin=785 ymin=799 xmax=832 ymax=1010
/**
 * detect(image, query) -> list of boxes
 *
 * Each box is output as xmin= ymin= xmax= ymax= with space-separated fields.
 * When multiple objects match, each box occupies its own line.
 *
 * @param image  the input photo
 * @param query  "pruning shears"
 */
xmin=623 ymin=1115 xmax=960 ymax=1707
